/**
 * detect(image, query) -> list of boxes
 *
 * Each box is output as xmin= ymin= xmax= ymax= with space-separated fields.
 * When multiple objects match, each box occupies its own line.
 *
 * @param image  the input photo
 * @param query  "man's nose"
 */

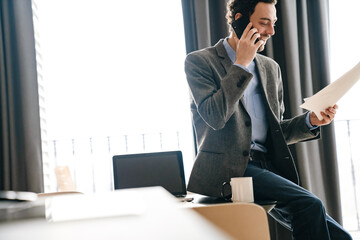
xmin=267 ymin=25 xmax=275 ymax=36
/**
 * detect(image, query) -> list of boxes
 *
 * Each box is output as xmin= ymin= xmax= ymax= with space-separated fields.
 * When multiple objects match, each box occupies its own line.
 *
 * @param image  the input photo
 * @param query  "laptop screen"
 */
xmin=112 ymin=151 xmax=186 ymax=196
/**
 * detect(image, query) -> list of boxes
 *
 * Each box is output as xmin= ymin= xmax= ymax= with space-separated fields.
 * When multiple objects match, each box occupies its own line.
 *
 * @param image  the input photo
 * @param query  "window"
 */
xmin=33 ymin=0 xmax=194 ymax=193
xmin=329 ymin=0 xmax=360 ymax=238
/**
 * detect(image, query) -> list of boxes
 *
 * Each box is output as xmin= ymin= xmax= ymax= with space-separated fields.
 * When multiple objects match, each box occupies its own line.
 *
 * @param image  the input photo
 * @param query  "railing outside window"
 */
xmin=334 ymin=119 xmax=360 ymax=238
xmin=46 ymin=131 xmax=193 ymax=194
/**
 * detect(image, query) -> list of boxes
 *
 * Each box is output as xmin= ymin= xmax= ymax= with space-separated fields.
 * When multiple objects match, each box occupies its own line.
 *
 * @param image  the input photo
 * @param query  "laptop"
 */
xmin=113 ymin=151 xmax=192 ymax=201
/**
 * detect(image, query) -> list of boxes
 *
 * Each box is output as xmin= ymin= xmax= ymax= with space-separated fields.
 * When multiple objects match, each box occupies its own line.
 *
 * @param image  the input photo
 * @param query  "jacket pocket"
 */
xmin=194 ymin=151 xmax=225 ymax=180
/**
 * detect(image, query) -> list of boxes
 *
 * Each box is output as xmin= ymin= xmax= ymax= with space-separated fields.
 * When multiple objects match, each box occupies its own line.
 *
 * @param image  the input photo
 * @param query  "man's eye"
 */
xmin=260 ymin=22 xmax=276 ymax=27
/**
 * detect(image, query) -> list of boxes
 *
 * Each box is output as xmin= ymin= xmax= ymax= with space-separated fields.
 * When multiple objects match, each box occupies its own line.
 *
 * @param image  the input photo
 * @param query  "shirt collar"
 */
xmin=223 ymin=38 xmax=236 ymax=64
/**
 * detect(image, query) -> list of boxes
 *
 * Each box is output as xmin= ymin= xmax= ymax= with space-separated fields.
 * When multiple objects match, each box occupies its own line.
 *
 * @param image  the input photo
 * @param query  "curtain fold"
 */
xmin=182 ymin=0 xmax=341 ymax=239
xmin=273 ymin=0 xmax=341 ymax=221
xmin=0 ymin=0 xmax=43 ymax=193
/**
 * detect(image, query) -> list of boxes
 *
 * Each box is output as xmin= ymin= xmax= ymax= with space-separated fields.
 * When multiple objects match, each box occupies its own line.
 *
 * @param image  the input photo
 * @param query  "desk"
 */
xmin=182 ymin=193 xmax=272 ymax=240
xmin=183 ymin=193 xmax=276 ymax=212
xmin=0 ymin=187 xmax=232 ymax=240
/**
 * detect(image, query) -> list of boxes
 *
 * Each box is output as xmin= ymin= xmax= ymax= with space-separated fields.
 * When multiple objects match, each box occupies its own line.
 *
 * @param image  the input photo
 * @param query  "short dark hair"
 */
xmin=226 ymin=0 xmax=277 ymax=25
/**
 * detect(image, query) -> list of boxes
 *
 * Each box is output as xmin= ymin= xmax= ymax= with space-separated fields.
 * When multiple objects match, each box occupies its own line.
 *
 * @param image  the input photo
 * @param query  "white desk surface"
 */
xmin=0 ymin=187 xmax=232 ymax=240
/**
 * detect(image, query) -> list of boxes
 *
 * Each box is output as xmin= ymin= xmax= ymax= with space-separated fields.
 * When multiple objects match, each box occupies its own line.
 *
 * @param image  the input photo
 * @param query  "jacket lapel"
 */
xmin=215 ymin=39 xmax=233 ymax=74
xmin=255 ymin=55 xmax=268 ymax=100
xmin=255 ymin=55 xmax=278 ymax=117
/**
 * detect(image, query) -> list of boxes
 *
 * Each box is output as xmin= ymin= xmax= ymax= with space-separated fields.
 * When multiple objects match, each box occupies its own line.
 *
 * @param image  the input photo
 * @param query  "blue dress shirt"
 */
xmin=223 ymin=38 xmax=317 ymax=152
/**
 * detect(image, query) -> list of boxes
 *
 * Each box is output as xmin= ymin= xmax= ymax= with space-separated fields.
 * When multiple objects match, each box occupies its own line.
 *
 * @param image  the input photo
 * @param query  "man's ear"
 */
xmin=234 ymin=12 xmax=242 ymax=20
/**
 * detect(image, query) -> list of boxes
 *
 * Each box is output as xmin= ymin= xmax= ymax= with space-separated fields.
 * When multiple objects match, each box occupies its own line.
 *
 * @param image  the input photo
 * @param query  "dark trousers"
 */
xmin=243 ymin=156 xmax=352 ymax=240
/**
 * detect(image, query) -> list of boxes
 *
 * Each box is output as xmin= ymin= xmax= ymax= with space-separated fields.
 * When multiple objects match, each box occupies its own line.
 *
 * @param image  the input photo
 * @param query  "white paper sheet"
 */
xmin=300 ymin=61 xmax=360 ymax=120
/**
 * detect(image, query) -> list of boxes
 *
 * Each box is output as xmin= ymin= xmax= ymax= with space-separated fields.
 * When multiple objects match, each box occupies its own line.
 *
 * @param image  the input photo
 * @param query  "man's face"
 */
xmin=249 ymin=2 xmax=277 ymax=52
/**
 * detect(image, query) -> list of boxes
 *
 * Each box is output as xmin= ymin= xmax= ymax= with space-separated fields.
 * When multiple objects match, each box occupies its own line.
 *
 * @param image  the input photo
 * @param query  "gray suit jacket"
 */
xmin=185 ymin=39 xmax=319 ymax=197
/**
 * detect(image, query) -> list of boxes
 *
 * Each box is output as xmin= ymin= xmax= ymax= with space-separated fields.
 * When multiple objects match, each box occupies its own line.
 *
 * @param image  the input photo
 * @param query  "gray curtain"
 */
xmin=0 ymin=0 xmax=43 ymax=193
xmin=269 ymin=0 xmax=341 ymax=220
xmin=182 ymin=0 xmax=341 ymax=239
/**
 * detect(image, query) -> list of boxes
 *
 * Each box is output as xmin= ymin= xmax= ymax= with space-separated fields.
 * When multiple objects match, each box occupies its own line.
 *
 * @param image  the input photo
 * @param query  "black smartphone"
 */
xmin=231 ymin=16 xmax=250 ymax=39
xmin=231 ymin=16 xmax=259 ymax=43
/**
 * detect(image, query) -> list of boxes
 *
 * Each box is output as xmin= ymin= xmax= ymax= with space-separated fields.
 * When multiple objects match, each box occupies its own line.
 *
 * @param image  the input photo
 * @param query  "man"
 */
xmin=184 ymin=0 xmax=352 ymax=239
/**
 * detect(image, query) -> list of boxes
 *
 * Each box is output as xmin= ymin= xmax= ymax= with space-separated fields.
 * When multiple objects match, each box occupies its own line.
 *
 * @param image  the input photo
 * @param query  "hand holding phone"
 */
xmin=231 ymin=16 xmax=259 ymax=44
xmin=231 ymin=16 xmax=250 ymax=39
xmin=231 ymin=16 xmax=263 ymax=67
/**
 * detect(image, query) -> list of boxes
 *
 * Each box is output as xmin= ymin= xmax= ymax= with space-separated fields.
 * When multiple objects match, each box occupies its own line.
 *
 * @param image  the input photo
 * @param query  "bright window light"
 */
xmin=34 ymin=0 xmax=195 ymax=193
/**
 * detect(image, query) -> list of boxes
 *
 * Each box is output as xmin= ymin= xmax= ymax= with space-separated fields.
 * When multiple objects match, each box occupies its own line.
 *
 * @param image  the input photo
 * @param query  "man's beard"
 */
xmin=257 ymin=43 xmax=265 ymax=52
xmin=257 ymin=36 xmax=270 ymax=52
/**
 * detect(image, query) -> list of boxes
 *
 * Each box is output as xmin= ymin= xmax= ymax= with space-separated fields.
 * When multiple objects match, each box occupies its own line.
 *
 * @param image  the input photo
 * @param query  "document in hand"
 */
xmin=300 ymin=61 xmax=360 ymax=120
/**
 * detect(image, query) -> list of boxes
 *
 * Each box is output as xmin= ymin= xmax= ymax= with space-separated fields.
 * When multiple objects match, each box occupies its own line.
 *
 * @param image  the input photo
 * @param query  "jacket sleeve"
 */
xmin=275 ymin=65 xmax=320 ymax=144
xmin=185 ymin=52 xmax=253 ymax=130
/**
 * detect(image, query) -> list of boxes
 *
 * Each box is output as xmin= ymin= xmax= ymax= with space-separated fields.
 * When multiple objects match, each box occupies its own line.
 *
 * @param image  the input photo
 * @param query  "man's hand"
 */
xmin=233 ymin=22 xmax=264 ymax=67
xmin=309 ymin=105 xmax=338 ymax=126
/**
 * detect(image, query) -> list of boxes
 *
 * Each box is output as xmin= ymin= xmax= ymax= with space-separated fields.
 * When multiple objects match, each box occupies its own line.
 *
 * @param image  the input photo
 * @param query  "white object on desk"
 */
xmin=229 ymin=177 xmax=254 ymax=203
xmin=45 ymin=189 xmax=146 ymax=222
